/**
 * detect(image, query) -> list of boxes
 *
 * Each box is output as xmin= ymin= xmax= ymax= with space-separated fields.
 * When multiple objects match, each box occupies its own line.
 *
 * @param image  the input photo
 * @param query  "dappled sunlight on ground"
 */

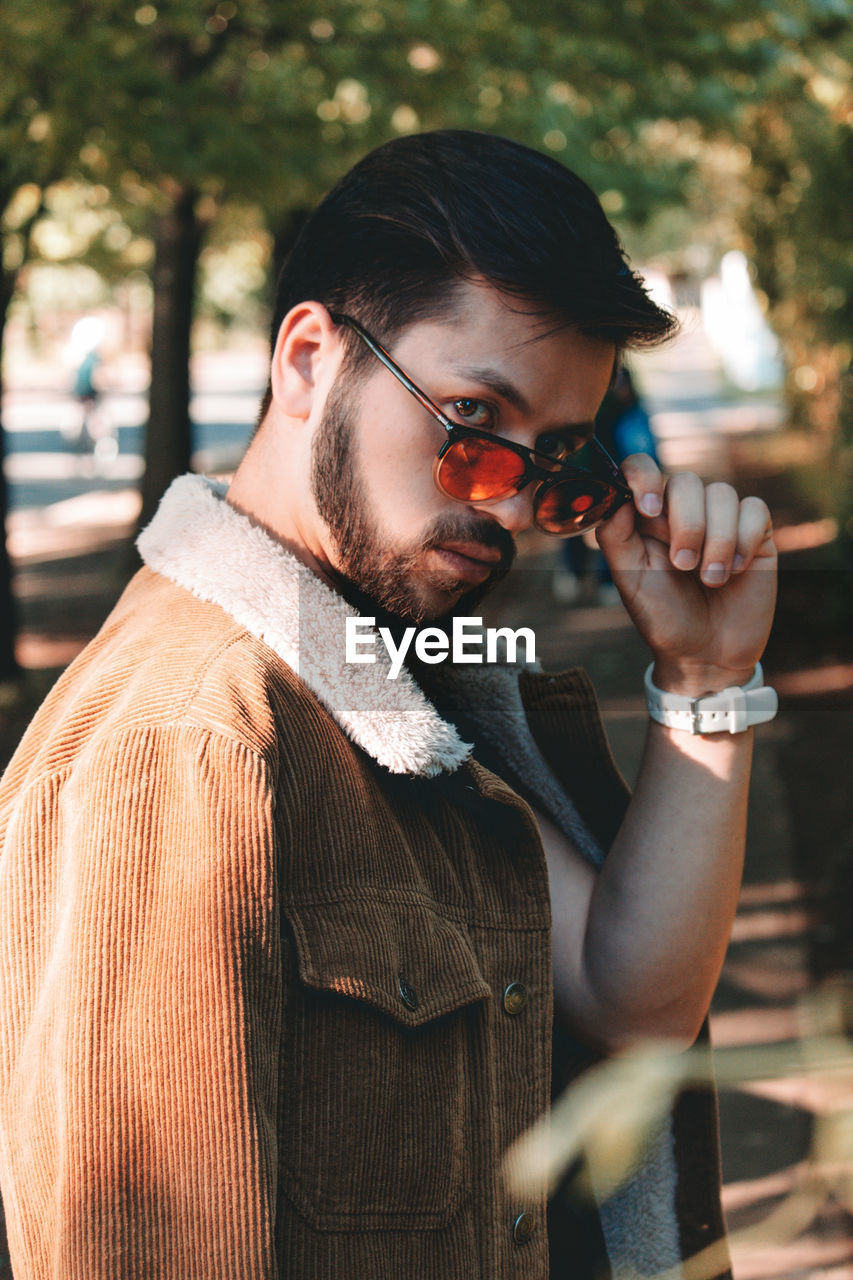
xmin=774 ymin=665 xmax=853 ymax=696
xmin=712 ymin=877 xmax=853 ymax=1276
xmin=15 ymin=635 xmax=91 ymax=670
xmin=773 ymin=518 xmax=839 ymax=553
xmin=8 ymin=487 xmax=141 ymax=562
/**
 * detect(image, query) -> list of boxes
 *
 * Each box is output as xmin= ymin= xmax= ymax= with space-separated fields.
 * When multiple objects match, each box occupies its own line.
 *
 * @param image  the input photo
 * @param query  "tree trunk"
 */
xmin=139 ymin=185 xmax=202 ymax=529
xmin=0 ymin=264 xmax=19 ymax=682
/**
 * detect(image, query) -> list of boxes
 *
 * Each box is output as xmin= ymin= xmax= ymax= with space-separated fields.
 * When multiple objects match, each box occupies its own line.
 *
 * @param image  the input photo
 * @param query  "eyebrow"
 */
xmin=451 ymin=363 xmax=532 ymax=414
xmin=450 ymin=363 xmax=596 ymax=437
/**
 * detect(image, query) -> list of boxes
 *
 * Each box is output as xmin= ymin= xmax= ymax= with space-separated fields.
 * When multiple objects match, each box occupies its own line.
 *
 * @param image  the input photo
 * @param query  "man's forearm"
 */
xmin=542 ymin=721 xmax=753 ymax=1053
xmin=586 ymin=722 xmax=751 ymax=1046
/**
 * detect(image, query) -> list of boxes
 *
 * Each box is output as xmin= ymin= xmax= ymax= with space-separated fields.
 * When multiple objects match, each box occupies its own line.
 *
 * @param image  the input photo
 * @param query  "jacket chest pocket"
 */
xmin=279 ymin=898 xmax=492 ymax=1232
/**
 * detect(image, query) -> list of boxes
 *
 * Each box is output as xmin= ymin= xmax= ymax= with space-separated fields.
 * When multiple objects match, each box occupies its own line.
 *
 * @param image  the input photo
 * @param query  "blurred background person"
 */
xmin=553 ymin=365 xmax=660 ymax=606
xmin=67 ymin=316 xmax=118 ymax=472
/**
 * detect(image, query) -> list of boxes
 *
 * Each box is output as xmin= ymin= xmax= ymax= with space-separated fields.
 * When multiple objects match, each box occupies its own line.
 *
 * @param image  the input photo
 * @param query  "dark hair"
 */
xmin=259 ymin=130 xmax=676 ymax=420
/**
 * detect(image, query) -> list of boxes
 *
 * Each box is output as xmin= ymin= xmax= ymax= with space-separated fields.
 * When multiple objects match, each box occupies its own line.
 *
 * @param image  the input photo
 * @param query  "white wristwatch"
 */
xmin=644 ymin=662 xmax=779 ymax=735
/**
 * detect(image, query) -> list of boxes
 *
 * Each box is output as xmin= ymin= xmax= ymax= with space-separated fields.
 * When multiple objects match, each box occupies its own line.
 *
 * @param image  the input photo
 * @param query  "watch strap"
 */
xmin=644 ymin=662 xmax=778 ymax=734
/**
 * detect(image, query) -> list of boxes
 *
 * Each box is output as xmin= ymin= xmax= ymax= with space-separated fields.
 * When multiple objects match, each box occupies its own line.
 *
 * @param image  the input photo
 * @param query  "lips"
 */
xmin=432 ymin=541 xmax=503 ymax=584
xmin=437 ymin=540 xmax=503 ymax=566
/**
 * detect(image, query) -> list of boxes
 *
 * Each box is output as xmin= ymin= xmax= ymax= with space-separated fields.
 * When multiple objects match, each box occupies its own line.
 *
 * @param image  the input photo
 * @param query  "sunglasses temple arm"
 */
xmin=592 ymin=437 xmax=635 ymax=497
xmin=330 ymin=312 xmax=456 ymax=434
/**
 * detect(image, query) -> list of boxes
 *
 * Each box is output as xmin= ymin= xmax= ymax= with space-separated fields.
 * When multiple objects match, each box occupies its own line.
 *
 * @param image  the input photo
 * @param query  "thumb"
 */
xmin=595 ymin=503 xmax=648 ymax=574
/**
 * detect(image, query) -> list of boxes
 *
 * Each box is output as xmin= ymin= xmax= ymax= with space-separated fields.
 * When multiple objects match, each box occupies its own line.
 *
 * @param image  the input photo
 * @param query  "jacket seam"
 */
xmin=5 ymin=714 xmax=275 ymax=814
xmin=283 ymin=890 xmax=550 ymax=930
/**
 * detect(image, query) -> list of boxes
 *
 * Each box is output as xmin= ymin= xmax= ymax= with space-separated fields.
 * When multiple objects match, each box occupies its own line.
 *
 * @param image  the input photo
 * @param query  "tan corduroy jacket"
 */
xmin=0 ymin=476 xmax=730 ymax=1279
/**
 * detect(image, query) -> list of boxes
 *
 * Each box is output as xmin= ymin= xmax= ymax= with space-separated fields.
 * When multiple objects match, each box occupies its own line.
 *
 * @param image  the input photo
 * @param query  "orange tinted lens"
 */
xmin=437 ymin=437 xmax=525 ymax=501
xmin=535 ymin=479 xmax=619 ymax=535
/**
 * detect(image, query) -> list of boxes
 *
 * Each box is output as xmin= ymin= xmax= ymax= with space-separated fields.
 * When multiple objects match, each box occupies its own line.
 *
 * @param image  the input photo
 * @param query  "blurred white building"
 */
xmin=700 ymin=251 xmax=784 ymax=392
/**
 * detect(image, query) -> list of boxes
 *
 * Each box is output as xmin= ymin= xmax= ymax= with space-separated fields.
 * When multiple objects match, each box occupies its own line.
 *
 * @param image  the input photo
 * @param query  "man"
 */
xmin=0 ymin=131 xmax=777 ymax=1278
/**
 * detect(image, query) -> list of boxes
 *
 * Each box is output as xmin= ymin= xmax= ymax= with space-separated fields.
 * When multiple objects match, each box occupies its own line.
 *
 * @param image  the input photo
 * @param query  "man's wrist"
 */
xmin=645 ymin=661 xmax=778 ymax=736
xmin=650 ymin=659 xmax=758 ymax=699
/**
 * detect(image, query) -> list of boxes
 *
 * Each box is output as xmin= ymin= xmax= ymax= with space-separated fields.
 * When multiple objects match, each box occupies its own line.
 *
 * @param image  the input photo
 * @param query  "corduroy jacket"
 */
xmin=0 ymin=476 xmax=730 ymax=1279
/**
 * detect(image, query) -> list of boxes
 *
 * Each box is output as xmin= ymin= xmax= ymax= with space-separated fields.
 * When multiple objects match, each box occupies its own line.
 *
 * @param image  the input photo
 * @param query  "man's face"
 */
xmin=310 ymin=282 xmax=615 ymax=624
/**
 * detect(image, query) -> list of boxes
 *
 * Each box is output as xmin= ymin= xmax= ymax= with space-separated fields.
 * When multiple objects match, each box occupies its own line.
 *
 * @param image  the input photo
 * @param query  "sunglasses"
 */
xmin=330 ymin=313 xmax=634 ymax=537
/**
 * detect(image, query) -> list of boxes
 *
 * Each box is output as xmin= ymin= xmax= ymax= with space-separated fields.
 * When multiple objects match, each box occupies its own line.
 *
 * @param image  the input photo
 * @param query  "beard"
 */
xmin=310 ymin=373 xmax=515 ymax=626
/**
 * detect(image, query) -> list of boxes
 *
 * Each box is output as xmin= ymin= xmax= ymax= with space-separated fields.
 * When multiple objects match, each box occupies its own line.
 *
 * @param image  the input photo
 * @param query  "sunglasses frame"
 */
xmin=329 ymin=311 xmax=635 ymax=536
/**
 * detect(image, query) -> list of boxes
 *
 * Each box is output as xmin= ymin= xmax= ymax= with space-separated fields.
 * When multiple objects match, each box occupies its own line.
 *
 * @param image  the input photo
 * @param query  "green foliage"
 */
xmin=726 ymin=1 xmax=852 ymax=473
xmin=2 ymin=0 xmax=852 ymax=412
xmin=0 ymin=1 xmax=84 ymax=280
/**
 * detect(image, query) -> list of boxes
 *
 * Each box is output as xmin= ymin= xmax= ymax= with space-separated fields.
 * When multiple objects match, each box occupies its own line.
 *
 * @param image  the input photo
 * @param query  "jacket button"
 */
xmin=398 ymin=976 xmax=418 ymax=1010
xmin=503 ymin=981 xmax=528 ymax=1015
xmin=512 ymin=1211 xmax=535 ymax=1244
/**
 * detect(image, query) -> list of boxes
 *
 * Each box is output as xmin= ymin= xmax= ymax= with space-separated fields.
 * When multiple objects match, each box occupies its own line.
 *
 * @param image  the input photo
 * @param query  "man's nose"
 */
xmin=474 ymin=486 xmax=537 ymax=535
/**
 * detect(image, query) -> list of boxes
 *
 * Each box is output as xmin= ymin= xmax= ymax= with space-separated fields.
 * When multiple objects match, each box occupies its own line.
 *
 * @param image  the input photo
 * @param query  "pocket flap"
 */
xmin=284 ymin=897 xmax=492 ymax=1028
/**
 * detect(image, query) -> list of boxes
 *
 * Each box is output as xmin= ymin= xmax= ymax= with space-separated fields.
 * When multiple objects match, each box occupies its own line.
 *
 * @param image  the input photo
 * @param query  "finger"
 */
xmin=663 ymin=471 xmax=707 ymax=571
xmin=732 ymin=496 xmax=775 ymax=572
xmin=620 ymin=452 xmax=665 ymax=520
xmin=698 ymin=482 xmax=741 ymax=586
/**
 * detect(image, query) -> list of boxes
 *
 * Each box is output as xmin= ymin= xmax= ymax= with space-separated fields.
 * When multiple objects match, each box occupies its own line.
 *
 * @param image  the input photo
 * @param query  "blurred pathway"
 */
xmin=3 ymin=345 xmax=265 ymax=513
xmin=4 ymin=345 xmax=266 ymax=668
xmin=637 ymin=308 xmax=785 ymax=479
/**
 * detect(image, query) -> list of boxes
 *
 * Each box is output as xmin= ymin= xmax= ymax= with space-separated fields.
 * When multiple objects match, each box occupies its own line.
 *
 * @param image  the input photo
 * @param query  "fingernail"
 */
xmin=702 ymin=562 xmax=727 ymax=585
xmin=733 ymin=554 xmax=745 ymax=572
xmin=673 ymin=549 xmax=698 ymax=570
xmin=639 ymin=493 xmax=662 ymax=517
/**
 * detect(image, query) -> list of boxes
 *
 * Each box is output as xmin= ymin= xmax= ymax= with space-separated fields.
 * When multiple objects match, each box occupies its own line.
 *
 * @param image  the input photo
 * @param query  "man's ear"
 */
xmin=269 ymin=302 xmax=340 ymax=419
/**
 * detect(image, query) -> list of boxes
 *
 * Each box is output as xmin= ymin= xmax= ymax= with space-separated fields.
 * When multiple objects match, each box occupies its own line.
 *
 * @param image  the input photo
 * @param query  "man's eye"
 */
xmin=453 ymin=398 xmax=493 ymax=428
xmin=536 ymin=433 xmax=575 ymax=462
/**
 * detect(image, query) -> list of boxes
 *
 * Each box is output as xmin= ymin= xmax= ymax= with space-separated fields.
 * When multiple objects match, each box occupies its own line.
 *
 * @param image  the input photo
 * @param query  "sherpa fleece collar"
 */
xmin=137 ymin=475 xmax=601 ymax=861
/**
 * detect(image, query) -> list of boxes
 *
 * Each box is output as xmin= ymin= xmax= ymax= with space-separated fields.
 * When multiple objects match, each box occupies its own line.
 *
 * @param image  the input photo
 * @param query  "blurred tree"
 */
xmin=740 ymin=7 xmax=852 ymax=405
xmin=68 ymin=1 xmax=278 ymax=524
xmin=641 ymin=0 xmax=853 ymax=593
xmin=71 ymin=0 xmax=796 ymax=525
xmin=0 ymin=0 xmax=93 ymax=680
xmin=736 ymin=4 xmax=852 ymax=559
xmin=244 ymin=0 xmax=779 ymax=256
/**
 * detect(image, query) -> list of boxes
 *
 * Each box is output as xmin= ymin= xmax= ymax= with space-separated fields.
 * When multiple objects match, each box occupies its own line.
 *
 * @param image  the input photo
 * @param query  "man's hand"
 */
xmin=596 ymin=454 xmax=777 ymax=696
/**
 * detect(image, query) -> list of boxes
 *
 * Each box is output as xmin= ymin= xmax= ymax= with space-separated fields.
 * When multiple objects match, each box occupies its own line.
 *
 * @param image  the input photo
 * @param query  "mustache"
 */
xmin=419 ymin=514 xmax=516 ymax=571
